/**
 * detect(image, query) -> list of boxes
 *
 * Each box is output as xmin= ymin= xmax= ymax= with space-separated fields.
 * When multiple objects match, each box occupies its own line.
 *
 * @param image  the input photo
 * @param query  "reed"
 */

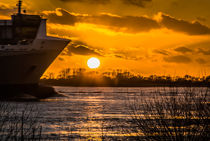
xmin=0 ymin=103 xmax=42 ymax=140
xmin=126 ymin=87 xmax=210 ymax=140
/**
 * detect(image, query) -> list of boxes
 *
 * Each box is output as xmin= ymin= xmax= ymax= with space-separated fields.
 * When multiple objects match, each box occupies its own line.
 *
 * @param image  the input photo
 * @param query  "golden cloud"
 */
xmin=44 ymin=9 xmax=210 ymax=35
xmin=164 ymin=55 xmax=192 ymax=64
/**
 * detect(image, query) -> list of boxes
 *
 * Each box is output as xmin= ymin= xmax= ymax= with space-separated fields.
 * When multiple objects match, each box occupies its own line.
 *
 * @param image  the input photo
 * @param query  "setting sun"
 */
xmin=87 ymin=57 xmax=100 ymax=69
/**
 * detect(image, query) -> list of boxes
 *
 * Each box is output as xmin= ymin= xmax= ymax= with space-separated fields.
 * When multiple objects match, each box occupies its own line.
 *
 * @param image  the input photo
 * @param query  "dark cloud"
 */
xmin=70 ymin=45 xmax=102 ymax=56
xmin=174 ymin=47 xmax=193 ymax=53
xmin=0 ymin=3 xmax=15 ymax=16
xmin=63 ymin=40 xmax=142 ymax=60
xmin=60 ymin=0 xmax=151 ymax=7
xmin=196 ymin=58 xmax=206 ymax=64
xmin=122 ymin=0 xmax=152 ymax=7
xmin=60 ymin=0 xmax=110 ymax=4
xmin=196 ymin=17 xmax=207 ymax=22
xmin=45 ymin=9 xmax=160 ymax=33
xmin=58 ymin=57 xmax=65 ymax=61
xmin=164 ymin=55 xmax=192 ymax=63
xmin=44 ymin=9 xmax=210 ymax=35
xmin=65 ymin=42 xmax=102 ymax=56
xmin=83 ymin=14 xmax=160 ymax=33
xmin=115 ymin=55 xmax=124 ymax=59
xmin=198 ymin=48 xmax=210 ymax=55
xmin=161 ymin=14 xmax=210 ymax=35
xmin=114 ymin=54 xmax=142 ymax=60
xmin=113 ymin=49 xmax=143 ymax=60
xmin=153 ymin=49 xmax=169 ymax=55
xmin=45 ymin=9 xmax=77 ymax=25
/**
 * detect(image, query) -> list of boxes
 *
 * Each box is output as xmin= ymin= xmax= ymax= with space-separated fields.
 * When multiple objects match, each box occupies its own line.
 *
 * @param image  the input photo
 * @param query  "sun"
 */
xmin=87 ymin=57 xmax=100 ymax=69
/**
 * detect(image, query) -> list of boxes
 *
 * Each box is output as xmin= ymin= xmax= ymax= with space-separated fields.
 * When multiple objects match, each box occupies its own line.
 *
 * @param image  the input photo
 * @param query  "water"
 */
xmin=39 ymin=87 xmax=149 ymax=139
xmin=1 ymin=87 xmax=209 ymax=140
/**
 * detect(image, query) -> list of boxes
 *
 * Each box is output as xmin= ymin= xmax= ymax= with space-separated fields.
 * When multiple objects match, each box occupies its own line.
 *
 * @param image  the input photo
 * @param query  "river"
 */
xmin=0 ymin=87 xmax=209 ymax=140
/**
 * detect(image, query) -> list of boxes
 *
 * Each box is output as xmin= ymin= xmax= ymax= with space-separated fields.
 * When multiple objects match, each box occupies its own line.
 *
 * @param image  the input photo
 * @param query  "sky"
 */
xmin=1 ymin=0 xmax=210 ymax=76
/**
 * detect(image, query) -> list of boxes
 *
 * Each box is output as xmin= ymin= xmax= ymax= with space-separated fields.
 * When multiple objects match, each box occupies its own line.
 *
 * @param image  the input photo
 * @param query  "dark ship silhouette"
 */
xmin=0 ymin=0 xmax=70 ymax=98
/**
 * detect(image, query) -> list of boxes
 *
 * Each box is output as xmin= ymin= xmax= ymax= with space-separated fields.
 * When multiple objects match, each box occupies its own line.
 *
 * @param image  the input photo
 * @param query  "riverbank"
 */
xmin=40 ymin=79 xmax=210 ymax=87
xmin=0 ymin=85 xmax=64 ymax=101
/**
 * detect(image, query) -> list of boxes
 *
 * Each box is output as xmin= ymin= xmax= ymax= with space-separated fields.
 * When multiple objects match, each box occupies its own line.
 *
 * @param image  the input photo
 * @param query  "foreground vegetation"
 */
xmin=0 ymin=103 xmax=42 ymax=140
xmin=126 ymin=88 xmax=210 ymax=140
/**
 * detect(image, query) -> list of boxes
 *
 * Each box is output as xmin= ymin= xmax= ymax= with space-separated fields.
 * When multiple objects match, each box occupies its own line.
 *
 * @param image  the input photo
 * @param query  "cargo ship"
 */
xmin=0 ymin=0 xmax=70 ymax=97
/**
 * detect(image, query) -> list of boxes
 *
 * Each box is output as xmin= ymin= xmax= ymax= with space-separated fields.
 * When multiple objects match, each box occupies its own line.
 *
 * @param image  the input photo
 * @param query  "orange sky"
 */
xmin=1 ymin=0 xmax=210 ymax=76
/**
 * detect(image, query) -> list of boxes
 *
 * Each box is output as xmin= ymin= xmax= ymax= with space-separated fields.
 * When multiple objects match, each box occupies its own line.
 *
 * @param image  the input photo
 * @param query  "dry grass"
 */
xmin=126 ymin=87 xmax=210 ymax=141
xmin=0 ymin=103 xmax=42 ymax=140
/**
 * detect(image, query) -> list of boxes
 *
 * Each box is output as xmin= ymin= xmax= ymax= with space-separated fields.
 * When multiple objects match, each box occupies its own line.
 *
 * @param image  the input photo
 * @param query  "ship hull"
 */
xmin=0 ymin=9 xmax=70 ymax=98
xmin=0 ymin=38 xmax=70 ymax=85
xmin=0 ymin=84 xmax=58 ymax=99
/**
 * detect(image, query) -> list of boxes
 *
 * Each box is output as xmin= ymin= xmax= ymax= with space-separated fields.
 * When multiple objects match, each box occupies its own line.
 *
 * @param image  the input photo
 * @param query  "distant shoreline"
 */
xmin=40 ymin=79 xmax=210 ymax=87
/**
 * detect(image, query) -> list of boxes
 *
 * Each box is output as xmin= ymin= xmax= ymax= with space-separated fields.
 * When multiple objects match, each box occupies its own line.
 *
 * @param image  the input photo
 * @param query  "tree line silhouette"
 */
xmin=41 ymin=68 xmax=210 ymax=87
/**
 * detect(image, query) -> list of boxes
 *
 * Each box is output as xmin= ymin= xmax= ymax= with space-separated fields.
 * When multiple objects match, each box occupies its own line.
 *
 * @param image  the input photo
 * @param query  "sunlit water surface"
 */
xmin=5 ymin=87 xmax=209 ymax=140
